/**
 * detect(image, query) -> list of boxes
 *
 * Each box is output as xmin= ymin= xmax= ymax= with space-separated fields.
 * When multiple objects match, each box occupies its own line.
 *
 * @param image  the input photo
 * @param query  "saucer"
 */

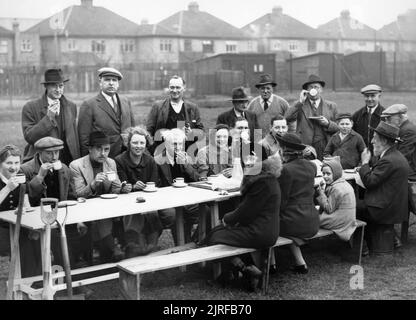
xmin=172 ymin=183 xmax=187 ymax=188
xmin=100 ymin=194 xmax=118 ymax=199
xmin=58 ymin=200 xmax=78 ymax=208
xmin=143 ymin=187 xmax=158 ymax=193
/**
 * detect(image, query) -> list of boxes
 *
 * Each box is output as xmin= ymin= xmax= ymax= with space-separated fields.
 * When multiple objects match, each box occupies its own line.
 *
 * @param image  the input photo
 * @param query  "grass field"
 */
xmin=1 ymin=90 xmax=416 ymax=300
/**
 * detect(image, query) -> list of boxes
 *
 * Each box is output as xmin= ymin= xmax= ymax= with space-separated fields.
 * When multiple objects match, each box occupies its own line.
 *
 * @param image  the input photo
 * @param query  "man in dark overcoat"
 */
xmin=78 ymin=67 xmax=135 ymax=159
xmin=21 ymin=69 xmax=80 ymax=165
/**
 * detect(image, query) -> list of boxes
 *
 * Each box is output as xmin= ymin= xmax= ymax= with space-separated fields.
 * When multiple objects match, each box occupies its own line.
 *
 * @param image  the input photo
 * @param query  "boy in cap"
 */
xmin=323 ymin=113 xmax=366 ymax=169
xmin=78 ymin=67 xmax=135 ymax=159
xmin=70 ymin=131 xmax=130 ymax=262
xmin=21 ymin=68 xmax=80 ymax=165
xmin=352 ymin=84 xmax=385 ymax=154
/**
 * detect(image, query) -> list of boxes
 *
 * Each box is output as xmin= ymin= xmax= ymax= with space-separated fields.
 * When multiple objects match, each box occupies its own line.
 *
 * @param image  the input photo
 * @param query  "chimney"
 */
xmin=12 ymin=19 xmax=20 ymax=66
xmin=81 ymin=0 xmax=93 ymax=8
xmin=272 ymin=6 xmax=283 ymax=16
xmin=141 ymin=18 xmax=149 ymax=25
xmin=340 ymin=10 xmax=350 ymax=19
xmin=188 ymin=1 xmax=199 ymax=12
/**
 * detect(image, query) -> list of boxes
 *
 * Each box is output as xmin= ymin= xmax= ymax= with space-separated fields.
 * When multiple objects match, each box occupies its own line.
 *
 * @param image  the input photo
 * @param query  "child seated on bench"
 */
xmin=316 ymin=159 xmax=357 ymax=241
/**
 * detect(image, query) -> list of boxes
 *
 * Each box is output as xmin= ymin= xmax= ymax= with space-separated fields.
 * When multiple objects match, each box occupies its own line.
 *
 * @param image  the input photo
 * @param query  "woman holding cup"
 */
xmin=115 ymin=126 xmax=162 ymax=258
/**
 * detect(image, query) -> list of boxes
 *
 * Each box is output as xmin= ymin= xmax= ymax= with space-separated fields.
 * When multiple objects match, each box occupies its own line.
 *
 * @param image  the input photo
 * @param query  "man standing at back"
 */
xmin=248 ymin=74 xmax=290 ymax=137
xmin=146 ymin=75 xmax=204 ymax=154
xmin=21 ymin=68 xmax=79 ymax=165
xmin=352 ymin=84 xmax=384 ymax=154
xmin=78 ymin=67 xmax=135 ymax=159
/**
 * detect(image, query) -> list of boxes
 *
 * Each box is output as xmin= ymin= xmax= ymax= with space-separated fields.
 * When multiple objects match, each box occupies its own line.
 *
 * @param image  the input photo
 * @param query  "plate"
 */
xmin=172 ymin=183 xmax=188 ymax=188
xmin=24 ymin=207 xmax=35 ymax=212
xmin=100 ymin=194 xmax=118 ymax=199
xmin=344 ymin=169 xmax=356 ymax=174
xmin=58 ymin=200 xmax=78 ymax=208
xmin=143 ymin=187 xmax=158 ymax=193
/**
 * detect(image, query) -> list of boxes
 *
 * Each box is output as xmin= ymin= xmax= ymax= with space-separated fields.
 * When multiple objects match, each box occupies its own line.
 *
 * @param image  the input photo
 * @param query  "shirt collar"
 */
xmin=233 ymin=108 xmax=245 ymax=118
xmin=380 ymin=146 xmax=392 ymax=159
xmin=309 ymin=98 xmax=321 ymax=108
xmin=261 ymin=96 xmax=273 ymax=104
xmin=170 ymin=100 xmax=184 ymax=113
xmin=102 ymin=91 xmax=117 ymax=107
xmin=166 ymin=152 xmax=175 ymax=165
xmin=367 ymin=104 xmax=378 ymax=115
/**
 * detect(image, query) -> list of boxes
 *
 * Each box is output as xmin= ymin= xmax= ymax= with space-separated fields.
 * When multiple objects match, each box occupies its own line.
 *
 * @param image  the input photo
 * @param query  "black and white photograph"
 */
xmin=0 ymin=0 xmax=415 ymax=304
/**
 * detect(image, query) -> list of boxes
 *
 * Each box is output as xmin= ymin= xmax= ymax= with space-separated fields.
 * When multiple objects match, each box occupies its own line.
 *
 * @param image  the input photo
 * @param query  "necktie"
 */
xmin=111 ymin=95 xmax=118 ymax=114
xmin=263 ymin=99 xmax=269 ymax=111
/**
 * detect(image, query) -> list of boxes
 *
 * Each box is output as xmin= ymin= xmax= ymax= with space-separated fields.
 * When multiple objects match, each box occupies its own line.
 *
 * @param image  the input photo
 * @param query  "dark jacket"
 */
xmin=352 ymin=105 xmax=385 ymax=152
xmin=206 ymin=174 xmax=281 ymax=248
xmin=21 ymin=94 xmax=80 ymax=164
xmin=359 ymin=147 xmax=410 ymax=224
xmin=216 ymin=108 xmax=261 ymax=143
xmin=278 ymin=158 xmax=320 ymax=239
xmin=20 ymin=155 xmax=73 ymax=206
xmin=115 ymin=151 xmax=159 ymax=186
xmin=78 ymin=92 xmax=135 ymax=158
xmin=285 ymin=98 xmax=339 ymax=160
xmin=324 ymin=130 xmax=366 ymax=169
xmin=146 ymin=98 xmax=203 ymax=138
xmin=398 ymin=119 xmax=416 ymax=182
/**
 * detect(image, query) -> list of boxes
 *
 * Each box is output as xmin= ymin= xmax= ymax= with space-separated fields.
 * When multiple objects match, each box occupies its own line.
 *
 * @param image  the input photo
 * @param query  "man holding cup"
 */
xmin=70 ymin=131 xmax=129 ymax=262
xmin=285 ymin=74 xmax=339 ymax=160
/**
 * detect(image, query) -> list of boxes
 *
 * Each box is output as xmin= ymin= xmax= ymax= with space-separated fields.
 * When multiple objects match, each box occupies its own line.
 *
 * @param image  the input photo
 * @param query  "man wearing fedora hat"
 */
xmin=285 ymin=74 xmax=339 ymax=160
xmin=352 ymin=84 xmax=385 ymax=154
xmin=358 ymin=122 xmax=410 ymax=254
xmin=217 ymin=86 xmax=260 ymax=144
xmin=247 ymin=74 xmax=290 ymax=138
xmin=21 ymin=68 xmax=80 ymax=165
xmin=78 ymin=67 xmax=135 ymax=159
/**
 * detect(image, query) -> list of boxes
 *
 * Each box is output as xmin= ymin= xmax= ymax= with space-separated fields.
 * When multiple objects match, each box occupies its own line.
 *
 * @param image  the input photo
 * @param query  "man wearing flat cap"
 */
xmin=70 ymin=131 xmax=130 ymax=263
xmin=285 ymin=74 xmax=339 ymax=160
xmin=381 ymin=104 xmax=416 ymax=182
xmin=358 ymin=122 xmax=410 ymax=254
xmin=21 ymin=69 xmax=80 ymax=165
xmin=248 ymin=74 xmax=290 ymax=137
xmin=78 ymin=67 xmax=135 ymax=159
xmin=352 ymin=84 xmax=385 ymax=154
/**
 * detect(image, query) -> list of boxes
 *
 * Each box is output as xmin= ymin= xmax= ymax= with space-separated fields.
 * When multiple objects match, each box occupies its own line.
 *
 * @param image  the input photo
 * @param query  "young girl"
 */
xmin=316 ymin=159 xmax=357 ymax=241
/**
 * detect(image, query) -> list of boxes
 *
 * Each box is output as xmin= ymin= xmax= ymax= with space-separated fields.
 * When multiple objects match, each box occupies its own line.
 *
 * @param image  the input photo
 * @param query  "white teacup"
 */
xmin=309 ymin=88 xmax=318 ymax=97
xmin=52 ymin=160 xmax=62 ymax=170
xmin=146 ymin=182 xmax=156 ymax=190
xmin=106 ymin=171 xmax=116 ymax=181
xmin=173 ymin=178 xmax=185 ymax=186
xmin=15 ymin=174 xmax=26 ymax=184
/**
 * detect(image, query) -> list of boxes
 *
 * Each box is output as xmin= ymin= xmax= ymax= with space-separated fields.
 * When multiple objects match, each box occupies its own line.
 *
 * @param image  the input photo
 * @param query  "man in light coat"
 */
xmin=78 ymin=67 xmax=135 ymax=159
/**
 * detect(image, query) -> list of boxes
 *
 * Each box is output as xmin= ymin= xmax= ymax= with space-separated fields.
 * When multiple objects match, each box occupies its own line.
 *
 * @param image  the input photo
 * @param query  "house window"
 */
xmin=184 ymin=39 xmax=192 ymax=52
xmin=160 ymin=39 xmax=172 ymax=52
xmin=271 ymin=40 xmax=281 ymax=51
xmin=92 ymin=40 xmax=106 ymax=54
xmin=308 ymin=40 xmax=317 ymax=52
xmin=121 ymin=40 xmax=135 ymax=53
xmin=247 ymin=41 xmax=253 ymax=52
xmin=21 ymin=39 xmax=33 ymax=52
xmin=0 ymin=40 xmax=7 ymax=54
xmin=325 ymin=40 xmax=330 ymax=51
xmin=226 ymin=41 xmax=237 ymax=53
xmin=202 ymin=40 xmax=214 ymax=53
xmin=254 ymin=64 xmax=264 ymax=73
xmin=288 ymin=41 xmax=299 ymax=52
xmin=67 ymin=39 xmax=76 ymax=51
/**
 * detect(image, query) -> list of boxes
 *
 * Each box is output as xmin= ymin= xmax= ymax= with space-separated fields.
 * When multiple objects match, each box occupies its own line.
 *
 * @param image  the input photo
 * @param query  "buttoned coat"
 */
xmin=78 ymin=93 xmax=135 ymax=158
xmin=352 ymin=105 xmax=385 ymax=150
xmin=69 ymin=155 xmax=121 ymax=199
xmin=21 ymin=94 xmax=80 ymax=163
xmin=285 ymin=98 xmax=338 ymax=159
xmin=146 ymin=98 xmax=204 ymax=138
xmin=359 ymin=147 xmax=410 ymax=224
xmin=20 ymin=156 xmax=73 ymax=206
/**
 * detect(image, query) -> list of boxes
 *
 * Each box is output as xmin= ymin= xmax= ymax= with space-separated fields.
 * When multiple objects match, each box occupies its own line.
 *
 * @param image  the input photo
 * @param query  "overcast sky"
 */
xmin=0 ymin=0 xmax=414 ymax=29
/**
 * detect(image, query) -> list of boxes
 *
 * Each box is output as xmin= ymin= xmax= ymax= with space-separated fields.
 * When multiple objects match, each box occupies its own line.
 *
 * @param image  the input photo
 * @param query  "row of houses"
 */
xmin=0 ymin=0 xmax=415 ymax=69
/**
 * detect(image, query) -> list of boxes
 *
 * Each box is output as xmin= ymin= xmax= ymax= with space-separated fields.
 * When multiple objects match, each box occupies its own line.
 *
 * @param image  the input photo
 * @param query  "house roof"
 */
xmin=377 ymin=9 xmax=416 ymax=41
xmin=242 ymin=6 xmax=319 ymax=39
xmin=137 ymin=24 xmax=177 ymax=37
xmin=0 ymin=25 xmax=13 ymax=36
xmin=27 ymin=4 xmax=140 ymax=37
xmin=158 ymin=2 xmax=246 ymax=39
xmin=0 ymin=18 xmax=41 ymax=32
xmin=317 ymin=10 xmax=376 ymax=40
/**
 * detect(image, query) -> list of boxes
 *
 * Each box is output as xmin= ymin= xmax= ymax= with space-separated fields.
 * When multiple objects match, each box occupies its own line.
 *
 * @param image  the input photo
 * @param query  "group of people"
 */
xmin=0 ymin=66 xmax=415 ymax=295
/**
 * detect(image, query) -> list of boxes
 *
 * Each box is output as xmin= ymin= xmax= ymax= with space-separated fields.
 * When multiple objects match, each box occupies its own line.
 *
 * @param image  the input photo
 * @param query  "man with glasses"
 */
xmin=352 ymin=84 xmax=385 ymax=155
xmin=146 ymin=75 xmax=204 ymax=155
xmin=248 ymin=74 xmax=290 ymax=137
xmin=21 ymin=69 xmax=80 ymax=165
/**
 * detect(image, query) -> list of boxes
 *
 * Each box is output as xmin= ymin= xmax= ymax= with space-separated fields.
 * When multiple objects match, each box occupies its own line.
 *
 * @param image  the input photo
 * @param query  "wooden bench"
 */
xmin=117 ymin=220 xmax=366 ymax=300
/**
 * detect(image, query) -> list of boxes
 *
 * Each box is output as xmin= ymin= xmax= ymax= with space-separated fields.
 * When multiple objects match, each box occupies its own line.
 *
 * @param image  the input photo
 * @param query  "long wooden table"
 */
xmin=0 ymin=186 xmax=240 ymax=300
